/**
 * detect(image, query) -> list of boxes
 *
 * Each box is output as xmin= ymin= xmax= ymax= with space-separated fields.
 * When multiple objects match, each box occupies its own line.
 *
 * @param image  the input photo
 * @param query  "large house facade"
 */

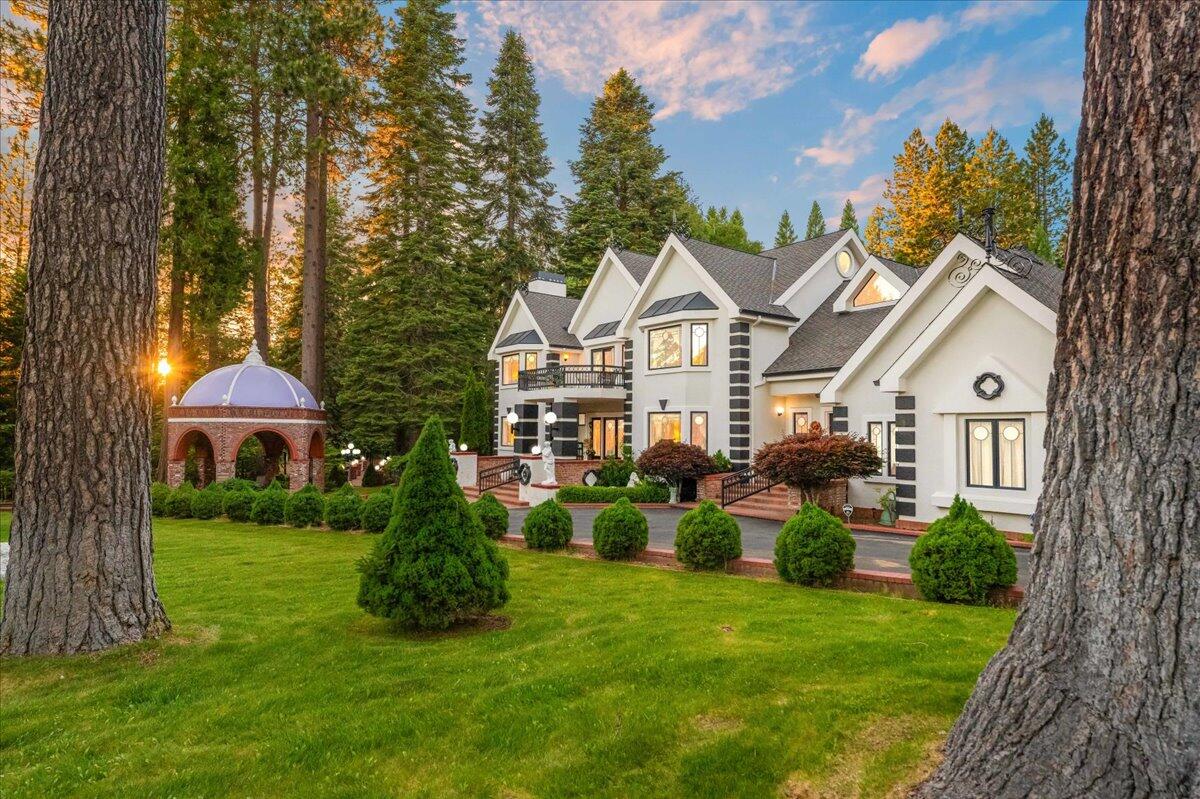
xmin=488 ymin=229 xmax=1062 ymax=533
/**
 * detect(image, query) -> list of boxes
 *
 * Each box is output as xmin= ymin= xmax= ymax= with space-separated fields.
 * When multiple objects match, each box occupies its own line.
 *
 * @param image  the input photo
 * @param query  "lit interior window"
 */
xmin=648 ymin=412 xmax=681 ymax=446
xmin=648 ymin=326 xmax=682 ymax=370
xmin=852 ymin=273 xmax=902 ymax=307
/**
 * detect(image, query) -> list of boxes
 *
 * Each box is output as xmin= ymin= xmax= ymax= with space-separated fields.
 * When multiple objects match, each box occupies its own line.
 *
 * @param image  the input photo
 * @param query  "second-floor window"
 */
xmin=590 ymin=347 xmax=615 ymax=366
xmin=557 ymin=350 xmax=581 ymax=365
xmin=501 ymin=354 xmax=520 ymax=385
xmin=524 ymin=352 xmax=538 ymax=371
xmin=648 ymin=326 xmax=682 ymax=370
xmin=690 ymin=323 xmax=708 ymax=366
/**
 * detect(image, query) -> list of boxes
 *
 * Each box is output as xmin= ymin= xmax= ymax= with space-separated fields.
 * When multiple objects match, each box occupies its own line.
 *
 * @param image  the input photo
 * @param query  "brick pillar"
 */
xmin=311 ymin=458 xmax=325 ymax=490
xmin=167 ymin=460 xmax=185 ymax=487
xmin=728 ymin=322 xmax=751 ymax=469
xmin=892 ymin=395 xmax=917 ymax=517
xmin=286 ymin=458 xmax=309 ymax=491
xmin=215 ymin=461 xmax=236 ymax=483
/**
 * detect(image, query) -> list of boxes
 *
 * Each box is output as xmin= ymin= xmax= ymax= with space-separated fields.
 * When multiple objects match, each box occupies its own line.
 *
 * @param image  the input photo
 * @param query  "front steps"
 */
xmin=462 ymin=482 xmax=527 ymax=508
xmin=720 ymin=484 xmax=792 ymax=522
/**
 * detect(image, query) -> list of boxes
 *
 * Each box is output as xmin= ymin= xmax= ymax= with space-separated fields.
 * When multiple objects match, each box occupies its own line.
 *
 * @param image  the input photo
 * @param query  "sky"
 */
xmin=439 ymin=0 xmax=1086 ymax=247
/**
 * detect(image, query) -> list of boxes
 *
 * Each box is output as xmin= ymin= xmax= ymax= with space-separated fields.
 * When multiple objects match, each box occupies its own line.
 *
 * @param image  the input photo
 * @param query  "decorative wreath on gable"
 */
xmin=518 ymin=463 xmax=533 ymax=485
xmin=582 ymin=469 xmax=600 ymax=487
xmin=973 ymin=372 xmax=1005 ymax=400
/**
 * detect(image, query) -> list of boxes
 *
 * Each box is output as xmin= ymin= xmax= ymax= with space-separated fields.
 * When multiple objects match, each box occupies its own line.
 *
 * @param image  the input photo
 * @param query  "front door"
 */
xmin=590 ymin=417 xmax=624 ymax=459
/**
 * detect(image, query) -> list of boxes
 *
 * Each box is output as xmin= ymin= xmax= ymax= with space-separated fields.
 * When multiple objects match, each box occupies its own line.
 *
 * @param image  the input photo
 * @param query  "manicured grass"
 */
xmin=0 ymin=515 xmax=1014 ymax=798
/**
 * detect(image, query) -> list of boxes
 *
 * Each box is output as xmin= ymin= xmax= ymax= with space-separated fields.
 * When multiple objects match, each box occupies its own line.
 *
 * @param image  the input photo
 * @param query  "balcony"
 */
xmin=518 ymin=365 xmax=626 ymax=392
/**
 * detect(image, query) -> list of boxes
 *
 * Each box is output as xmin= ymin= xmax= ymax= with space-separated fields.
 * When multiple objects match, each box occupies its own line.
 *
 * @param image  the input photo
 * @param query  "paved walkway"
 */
xmin=507 ymin=506 xmax=1032 ymax=585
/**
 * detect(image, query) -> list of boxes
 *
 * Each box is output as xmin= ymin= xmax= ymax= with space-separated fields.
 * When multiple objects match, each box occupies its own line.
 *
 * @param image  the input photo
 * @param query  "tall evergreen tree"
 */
xmin=458 ymin=373 xmax=492 ymax=455
xmin=340 ymin=0 xmax=491 ymax=455
xmin=478 ymin=30 xmax=558 ymax=313
xmin=560 ymin=68 xmax=690 ymax=294
xmin=963 ymin=127 xmax=1034 ymax=250
xmin=774 ymin=209 xmax=797 ymax=247
xmin=882 ymin=128 xmax=934 ymax=265
xmin=864 ymin=205 xmax=891 ymax=256
xmin=686 ymin=205 xmax=762 ymax=252
xmin=1022 ymin=113 xmax=1071 ymax=261
xmin=805 ymin=200 xmax=826 ymax=239
xmin=839 ymin=199 xmax=858 ymax=233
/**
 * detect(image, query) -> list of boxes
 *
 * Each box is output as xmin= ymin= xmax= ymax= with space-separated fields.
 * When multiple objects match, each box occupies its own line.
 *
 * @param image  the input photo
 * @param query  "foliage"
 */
xmin=774 ymin=503 xmax=856 ymax=586
xmin=222 ymin=489 xmax=255 ymax=522
xmin=909 ymin=496 xmax=1018 ymax=605
xmin=357 ymin=416 xmax=509 ymax=630
xmin=773 ymin=210 xmax=797 ymax=248
xmin=839 ymin=199 xmax=858 ymax=234
xmin=361 ymin=458 xmax=388 ymax=488
xmin=471 ymin=493 xmax=509 ymax=540
xmin=219 ymin=477 xmax=257 ymax=493
xmin=250 ymin=483 xmax=287 ymax=525
xmin=284 ymin=484 xmax=326 ymax=528
xmin=459 ymin=373 xmax=492 ymax=455
xmin=359 ymin=486 xmax=394 ymax=533
xmin=560 ymin=68 xmax=690 ymax=293
xmin=325 ymin=461 xmax=348 ymax=490
xmin=684 ymin=205 xmax=762 ymax=253
xmin=150 ymin=482 xmax=172 ymax=517
xmin=1022 ymin=114 xmax=1072 ymax=262
xmin=711 ymin=450 xmax=734 ymax=472
xmin=324 ymin=484 xmax=363 ymax=531
xmin=556 ymin=483 xmax=670 ymax=503
xmin=591 ymin=498 xmax=648 ymax=560
xmin=521 ymin=498 xmax=573 ymax=550
xmin=596 ymin=456 xmax=636 ymax=487
xmin=674 ymin=500 xmax=742 ymax=570
xmin=635 ymin=440 xmax=714 ymax=487
xmin=754 ymin=432 xmax=882 ymax=505
xmin=805 ymin=200 xmax=825 ymax=239
xmin=166 ymin=482 xmax=197 ymax=518
xmin=190 ymin=484 xmax=225 ymax=521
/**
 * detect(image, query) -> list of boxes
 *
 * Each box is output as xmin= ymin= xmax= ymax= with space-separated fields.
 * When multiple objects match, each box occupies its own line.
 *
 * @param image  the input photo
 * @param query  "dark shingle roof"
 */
xmin=759 ymin=229 xmax=853 ymax=294
xmin=613 ymin=249 xmax=657 ymax=284
xmin=521 ymin=290 xmax=582 ymax=349
xmin=993 ymin=246 xmax=1063 ymax=312
xmin=640 ymin=291 xmax=719 ymax=319
xmin=583 ymin=320 xmax=620 ymax=340
xmin=497 ymin=329 xmax=543 ymax=348
xmin=763 ymin=283 xmax=891 ymax=376
xmin=876 ymin=256 xmax=923 ymax=286
xmin=676 ymin=237 xmax=797 ymax=319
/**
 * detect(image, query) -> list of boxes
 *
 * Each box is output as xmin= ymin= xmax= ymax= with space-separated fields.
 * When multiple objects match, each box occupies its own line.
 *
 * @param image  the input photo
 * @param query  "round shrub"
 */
xmin=774 ymin=502 xmax=855 ymax=586
xmin=909 ymin=495 xmax=1018 ymax=605
xmin=219 ymin=477 xmax=258 ymax=493
xmin=597 ymin=457 xmax=636 ymax=487
xmin=360 ymin=487 xmax=394 ymax=533
xmin=190 ymin=484 xmax=225 ymax=520
xmin=674 ymin=500 xmax=742 ymax=570
xmin=251 ymin=483 xmax=287 ymax=525
xmin=325 ymin=485 xmax=363 ymax=531
xmin=150 ymin=482 xmax=171 ymax=517
xmin=223 ymin=489 xmax=255 ymax=522
xmin=166 ymin=482 xmax=197 ymax=518
xmin=591 ymin=497 xmax=648 ymax=560
xmin=285 ymin=484 xmax=326 ymax=528
xmin=471 ymin=493 xmax=509 ymax=540
xmin=522 ymin=498 xmax=573 ymax=550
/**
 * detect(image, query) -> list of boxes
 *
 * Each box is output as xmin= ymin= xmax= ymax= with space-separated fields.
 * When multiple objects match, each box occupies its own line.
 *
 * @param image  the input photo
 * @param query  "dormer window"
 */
xmin=852 ymin=273 xmax=902 ymax=307
xmin=836 ymin=249 xmax=854 ymax=278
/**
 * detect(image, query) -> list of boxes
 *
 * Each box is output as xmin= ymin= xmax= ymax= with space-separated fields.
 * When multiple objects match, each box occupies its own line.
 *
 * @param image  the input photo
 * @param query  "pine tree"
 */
xmin=560 ymin=69 xmax=690 ymax=293
xmin=864 ymin=205 xmax=891 ymax=256
xmin=882 ymin=128 xmax=934 ymax=265
xmin=774 ymin=210 xmax=797 ymax=247
xmin=340 ymin=0 xmax=491 ymax=455
xmin=479 ymin=30 xmax=559 ymax=313
xmin=963 ymin=127 xmax=1034 ymax=250
xmin=805 ymin=201 xmax=826 ymax=239
xmin=922 ymin=119 xmax=975 ymax=258
xmin=686 ymin=205 xmax=762 ymax=252
xmin=1022 ymin=114 xmax=1071 ymax=261
xmin=458 ymin=373 xmax=492 ymax=455
xmin=839 ymin=199 xmax=858 ymax=233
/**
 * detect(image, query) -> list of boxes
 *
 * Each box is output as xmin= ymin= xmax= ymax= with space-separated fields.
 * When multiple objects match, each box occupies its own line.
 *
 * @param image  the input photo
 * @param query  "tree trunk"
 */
xmin=156 ymin=267 xmax=185 ymax=483
xmin=248 ymin=9 xmax=269 ymax=362
xmin=916 ymin=3 xmax=1199 ymax=796
xmin=0 ymin=0 xmax=171 ymax=657
xmin=300 ymin=99 xmax=324 ymax=402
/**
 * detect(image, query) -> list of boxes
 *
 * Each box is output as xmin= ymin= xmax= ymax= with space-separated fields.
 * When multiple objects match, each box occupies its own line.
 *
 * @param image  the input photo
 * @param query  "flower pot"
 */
xmin=669 ymin=484 xmax=680 ymax=504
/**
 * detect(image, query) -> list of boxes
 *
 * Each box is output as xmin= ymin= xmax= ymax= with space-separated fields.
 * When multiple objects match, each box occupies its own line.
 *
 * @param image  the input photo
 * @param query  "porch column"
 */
xmin=551 ymin=401 xmax=579 ymax=458
xmin=513 ymin=402 xmax=539 ymax=455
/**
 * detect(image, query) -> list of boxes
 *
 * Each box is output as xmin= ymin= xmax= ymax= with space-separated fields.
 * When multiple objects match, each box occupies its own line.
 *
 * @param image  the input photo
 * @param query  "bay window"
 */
xmin=690 ymin=323 xmax=708 ymax=366
xmin=648 ymin=326 xmax=682 ymax=370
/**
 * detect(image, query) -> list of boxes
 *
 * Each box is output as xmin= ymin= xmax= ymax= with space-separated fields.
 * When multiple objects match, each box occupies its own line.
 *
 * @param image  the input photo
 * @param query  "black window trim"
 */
xmin=690 ymin=322 xmax=709 ymax=367
xmin=792 ymin=411 xmax=810 ymax=435
xmin=590 ymin=346 xmax=615 ymax=367
xmin=647 ymin=324 xmax=683 ymax=371
xmin=689 ymin=411 xmax=708 ymax=453
xmin=965 ymin=417 xmax=1026 ymax=491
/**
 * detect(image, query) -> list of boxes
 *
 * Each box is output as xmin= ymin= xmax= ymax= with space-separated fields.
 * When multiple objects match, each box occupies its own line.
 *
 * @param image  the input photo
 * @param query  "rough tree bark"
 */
xmin=916 ymin=3 xmax=1198 ymax=797
xmin=0 ymin=0 xmax=171 ymax=656
xmin=300 ymin=99 xmax=325 ymax=402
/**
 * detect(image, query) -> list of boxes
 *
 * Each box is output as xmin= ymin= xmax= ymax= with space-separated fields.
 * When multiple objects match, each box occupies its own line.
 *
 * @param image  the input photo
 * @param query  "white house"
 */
xmin=488 ymin=228 xmax=1061 ymax=532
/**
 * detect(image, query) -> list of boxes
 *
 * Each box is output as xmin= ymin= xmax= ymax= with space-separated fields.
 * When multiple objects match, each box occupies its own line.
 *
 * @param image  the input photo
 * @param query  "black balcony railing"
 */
xmin=720 ymin=465 xmax=781 ymax=507
xmin=518 ymin=365 xmax=625 ymax=391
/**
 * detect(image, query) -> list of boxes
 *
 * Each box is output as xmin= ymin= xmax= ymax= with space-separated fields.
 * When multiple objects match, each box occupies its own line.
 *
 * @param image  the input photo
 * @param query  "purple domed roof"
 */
xmin=179 ymin=342 xmax=318 ymax=409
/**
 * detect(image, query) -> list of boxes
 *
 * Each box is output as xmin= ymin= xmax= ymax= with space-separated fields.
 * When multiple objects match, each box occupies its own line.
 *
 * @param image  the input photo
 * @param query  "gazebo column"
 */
xmin=214 ymin=460 xmax=236 ymax=483
xmin=286 ymin=458 xmax=310 ymax=491
xmin=166 ymin=460 xmax=185 ymax=488
xmin=310 ymin=457 xmax=325 ymax=490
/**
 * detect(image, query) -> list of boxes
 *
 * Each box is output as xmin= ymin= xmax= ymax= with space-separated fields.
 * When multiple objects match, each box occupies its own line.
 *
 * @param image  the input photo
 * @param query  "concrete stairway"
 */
xmin=721 ymin=484 xmax=792 ymax=522
xmin=462 ymin=482 xmax=527 ymax=508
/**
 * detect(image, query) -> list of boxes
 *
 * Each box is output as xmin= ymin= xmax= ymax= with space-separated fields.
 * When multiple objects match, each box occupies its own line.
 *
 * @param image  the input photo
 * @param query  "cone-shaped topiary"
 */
xmin=774 ymin=502 xmax=855 ymax=586
xmin=191 ymin=484 xmax=225 ymax=520
xmin=522 ymin=498 xmax=573 ymax=550
xmin=360 ymin=486 xmax=394 ymax=533
xmin=150 ymin=482 xmax=171 ymax=517
xmin=909 ymin=495 xmax=1018 ymax=604
xmin=325 ymin=484 xmax=364 ymax=531
xmin=166 ymin=482 xmax=197 ymax=518
xmin=356 ymin=416 xmax=509 ymax=630
xmin=592 ymin=497 xmax=649 ymax=560
xmin=251 ymin=482 xmax=287 ymax=525
xmin=223 ymin=489 xmax=255 ymax=522
xmin=675 ymin=500 xmax=742 ymax=570
xmin=471 ymin=493 xmax=509 ymax=540
xmin=285 ymin=484 xmax=326 ymax=528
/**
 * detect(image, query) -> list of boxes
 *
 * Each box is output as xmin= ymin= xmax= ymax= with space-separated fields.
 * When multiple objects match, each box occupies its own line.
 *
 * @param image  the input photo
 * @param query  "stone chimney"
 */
xmin=527 ymin=270 xmax=567 ymax=297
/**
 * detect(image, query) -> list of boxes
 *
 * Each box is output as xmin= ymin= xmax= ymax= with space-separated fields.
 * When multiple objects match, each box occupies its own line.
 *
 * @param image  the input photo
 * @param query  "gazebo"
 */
xmin=165 ymin=342 xmax=327 ymax=490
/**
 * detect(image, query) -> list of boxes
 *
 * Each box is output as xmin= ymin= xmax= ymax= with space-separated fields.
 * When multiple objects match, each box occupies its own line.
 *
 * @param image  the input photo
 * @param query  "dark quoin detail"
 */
xmin=894 ymin=395 xmax=916 ymax=411
xmin=551 ymin=400 xmax=579 ymax=457
xmin=728 ymin=322 xmax=752 ymax=468
xmin=890 ymin=396 xmax=917 ymax=519
xmin=491 ymin=361 xmax=499 ymax=452
xmin=622 ymin=341 xmax=633 ymax=444
xmin=513 ymin=402 xmax=539 ymax=455
xmin=830 ymin=404 xmax=849 ymax=433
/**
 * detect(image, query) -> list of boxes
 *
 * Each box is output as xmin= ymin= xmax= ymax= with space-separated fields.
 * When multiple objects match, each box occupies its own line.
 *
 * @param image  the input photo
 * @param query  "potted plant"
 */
xmin=635 ymin=440 xmax=714 ymax=504
xmin=878 ymin=487 xmax=897 ymax=526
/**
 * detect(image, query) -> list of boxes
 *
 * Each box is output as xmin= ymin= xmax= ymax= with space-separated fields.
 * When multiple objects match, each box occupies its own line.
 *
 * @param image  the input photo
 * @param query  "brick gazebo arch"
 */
xmin=165 ymin=342 xmax=327 ymax=490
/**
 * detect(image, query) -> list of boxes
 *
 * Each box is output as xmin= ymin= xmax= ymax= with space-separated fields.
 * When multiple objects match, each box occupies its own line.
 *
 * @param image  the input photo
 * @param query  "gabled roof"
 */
xmin=676 ymin=237 xmax=797 ymax=320
xmin=763 ymin=283 xmax=891 ymax=376
xmin=992 ymin=246 xmax=1063 ymax=312
xmin=497 ymin=329 xmax=543 ymax=348
xmin=759 ymin=229 xmax=856 ymax=292
xmin=613 ymin=248 xmax=657 ymax=284
xmin=640 ymin=291 xmax=719 ymax=319
xmin=521 ymin=290 xmax=582 ymax=349
xmin=583 ymin=320 xmax=620 ymax=340
xmin=875 ymin=256 xmax=923 ymax=286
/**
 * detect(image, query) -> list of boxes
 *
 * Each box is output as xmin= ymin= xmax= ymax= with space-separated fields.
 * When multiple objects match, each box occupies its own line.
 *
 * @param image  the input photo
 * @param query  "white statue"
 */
xmin=541 ymin=440 xmax=556 ymax=485
xmin=448 ymin=438 xmax=456 ymax=455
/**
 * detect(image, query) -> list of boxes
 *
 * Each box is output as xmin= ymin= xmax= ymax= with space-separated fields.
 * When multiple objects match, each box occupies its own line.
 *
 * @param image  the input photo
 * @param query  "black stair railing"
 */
xmin=720 ymin=465 xmax=781 ymax=507
xmin=518 ymin=365 xmax=625 ymax=391
xmin=478 ymin=456 xmax=520 ymax=492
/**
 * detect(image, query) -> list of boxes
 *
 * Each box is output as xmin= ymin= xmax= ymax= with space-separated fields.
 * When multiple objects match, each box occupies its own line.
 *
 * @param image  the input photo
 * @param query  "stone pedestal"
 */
xmin=521 ymin=482 xmax=559 ymax=506
xmin=451 ymin=450 xmax=478 ymax=488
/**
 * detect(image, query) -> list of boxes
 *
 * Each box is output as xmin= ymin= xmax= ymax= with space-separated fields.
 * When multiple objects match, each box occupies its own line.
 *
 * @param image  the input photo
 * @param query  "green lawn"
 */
xmin=0 ymin=515 xmax=1014 ymax=798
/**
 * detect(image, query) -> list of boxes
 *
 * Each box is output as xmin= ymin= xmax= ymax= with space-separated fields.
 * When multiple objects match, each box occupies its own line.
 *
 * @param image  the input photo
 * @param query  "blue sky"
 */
xmin=441 ymin=0 xmax=1086 ymax=246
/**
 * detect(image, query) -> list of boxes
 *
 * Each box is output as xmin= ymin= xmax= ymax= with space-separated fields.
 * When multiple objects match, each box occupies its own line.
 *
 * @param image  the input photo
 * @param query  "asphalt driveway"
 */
xmin=507 ymin=506 xmax=1032 ymax=585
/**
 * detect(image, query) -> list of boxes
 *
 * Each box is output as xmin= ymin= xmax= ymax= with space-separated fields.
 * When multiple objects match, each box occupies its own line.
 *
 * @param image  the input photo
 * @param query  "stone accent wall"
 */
xmin=698 ymin=472 xmax=734 ymax=503
xmin=892 ymin=395 xmax=917 ymax=517
xmin=728 ymin=322 xmax=751 ymax=468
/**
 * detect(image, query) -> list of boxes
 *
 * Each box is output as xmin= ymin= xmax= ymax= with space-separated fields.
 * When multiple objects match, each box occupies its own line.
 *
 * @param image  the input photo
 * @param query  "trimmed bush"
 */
xmin=166 ymin=482 xmax=197 ymax=518
xmin=556 ymin=483 xmax=670 ymax=503
xmin=711 ymin=450 xmax=734 ymax=472
xmin=675 ymin=500 xmax=742 ymax=570
xmin=471 ymin=493 xmax=509 ymax=540
xmin=360 ymin=487 xmax=394 ymax=533
xmin=636 ymin=440 xmax=715 ymax=501
xmin=357 ymin=416 xmax=509 ymax=630
xmin=591 ymin=497 xmax=649 ymax=560
xmin=223 ymin=489 xmax=255 ymax=522
xmin=909 ymin=495 xmax=1018 ymax=604
xmin=219 ymin=477 xmax=258 ymax=493
xmin=774 ymin=502 xmax=855 ymax=586
xmin=285 ymin=484 xmax=326 ymax=528
xmin=150 ymin=482 xmax=171 ymax=517
xmin=521 ymin=498 xmax=573 ymax=550
xmin=325 ymin=485 xmax=363 ymax=531
xmin=190 ymin=484 xmax=225 ymax=520
xmin=251 ymin=483 xmax=287 ymax=525
xmin=597 ymin=457 xmax=636 ymax=487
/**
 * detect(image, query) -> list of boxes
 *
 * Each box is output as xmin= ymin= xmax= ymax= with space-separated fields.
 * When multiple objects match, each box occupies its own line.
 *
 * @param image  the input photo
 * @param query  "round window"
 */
xmin=973 ymin=425 xmax=990 ymax=441
xmin=1002 ymin=425 xmax=1022 ymax=442
xmin=835 ymin=249 xmax=853 ymax=277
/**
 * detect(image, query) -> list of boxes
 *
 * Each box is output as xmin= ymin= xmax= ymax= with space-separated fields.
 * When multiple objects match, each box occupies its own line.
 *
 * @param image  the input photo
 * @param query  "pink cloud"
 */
xmin=854 ymin=16 xmax=949 ymax=81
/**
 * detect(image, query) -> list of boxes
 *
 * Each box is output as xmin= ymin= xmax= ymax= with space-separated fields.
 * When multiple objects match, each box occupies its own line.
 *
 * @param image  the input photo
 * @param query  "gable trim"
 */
xmin=617 ymin=234 xmax=740 ymax=336
xmin=773 ymin=229 xmax=867 ymax=307
xmin=832 ymin=256 xmax=909 ymax=313
xmin=567 ymin=248 xmax=641 ymax=334
xmin=488 ymin=292 xmax=547 ymax=357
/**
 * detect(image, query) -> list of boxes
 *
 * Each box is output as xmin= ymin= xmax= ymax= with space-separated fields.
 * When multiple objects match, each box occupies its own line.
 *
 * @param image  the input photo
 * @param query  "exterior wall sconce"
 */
xmin=506 ymin=410 xmax=518 ymax=425
xmin=544 ymin=411 xmax=558 ymax=425
xmin=775 ymin=406 xmax=784 ymax=416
